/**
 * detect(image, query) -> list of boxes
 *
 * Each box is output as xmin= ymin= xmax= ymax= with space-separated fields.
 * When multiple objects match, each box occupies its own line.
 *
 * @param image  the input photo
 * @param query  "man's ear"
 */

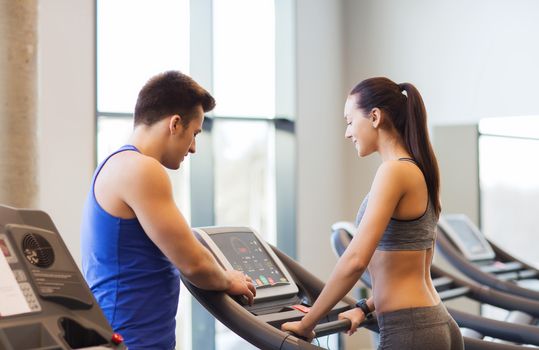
xmin=371 ymin=108 xmax=382 ymax=129
xmin=169 ymin=115 xmax=182 ymax=135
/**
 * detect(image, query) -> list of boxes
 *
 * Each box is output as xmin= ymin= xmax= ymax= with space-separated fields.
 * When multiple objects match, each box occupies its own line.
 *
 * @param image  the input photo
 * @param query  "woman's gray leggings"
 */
xmin=377 ymin=303 xmax=464 ymax=350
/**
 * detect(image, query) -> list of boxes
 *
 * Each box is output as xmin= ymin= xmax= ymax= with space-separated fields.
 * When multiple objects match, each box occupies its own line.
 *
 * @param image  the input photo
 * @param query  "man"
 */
xmin=81 ymin=71 xmax=255 ymax=350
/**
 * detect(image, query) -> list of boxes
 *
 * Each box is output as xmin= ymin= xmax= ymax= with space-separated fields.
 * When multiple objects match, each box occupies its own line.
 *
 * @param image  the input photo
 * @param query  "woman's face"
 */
xmin=344 ymin=94 xmax=377 ymax=157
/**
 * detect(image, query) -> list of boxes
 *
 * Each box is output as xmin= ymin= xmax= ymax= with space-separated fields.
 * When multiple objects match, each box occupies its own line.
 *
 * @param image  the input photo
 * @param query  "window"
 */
xmin=96 ymin=0 xmax=190 ymax=161
xmin=213 ymin=0 xmax=275 ymax=118
xmin=479 ymin=116 xmax=539 ymax=268
xmin=97 ymin=0 xmax=189 ymax=114
xmin=213 ymin=120 xmax=276 ymax=242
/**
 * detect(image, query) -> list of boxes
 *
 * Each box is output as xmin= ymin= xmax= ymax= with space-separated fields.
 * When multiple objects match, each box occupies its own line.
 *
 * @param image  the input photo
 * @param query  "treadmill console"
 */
xmin=438 ymin=214 xmax=495 ymax=262
xmin=193 ymin=227 xmax=299 ymax=302
xmin=0 ymin=205 xmax=125 ymax=350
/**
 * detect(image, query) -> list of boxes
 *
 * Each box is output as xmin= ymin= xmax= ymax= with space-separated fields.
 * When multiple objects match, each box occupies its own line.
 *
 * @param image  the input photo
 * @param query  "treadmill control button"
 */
xmin=291 ymin=304 xmax=310 ymax=313
xmin=111 ymin=333 xmax=124 ymax=345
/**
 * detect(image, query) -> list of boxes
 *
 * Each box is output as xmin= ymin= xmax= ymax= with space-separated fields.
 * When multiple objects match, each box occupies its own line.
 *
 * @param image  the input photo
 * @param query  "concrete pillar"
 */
xmin=0 ymin=0 xmax=38 ymax=208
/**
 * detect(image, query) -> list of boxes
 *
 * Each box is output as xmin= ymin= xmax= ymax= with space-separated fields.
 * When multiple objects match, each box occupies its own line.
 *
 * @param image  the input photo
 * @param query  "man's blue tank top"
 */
xmin=81 ymin=145 xmax=180 ymax=350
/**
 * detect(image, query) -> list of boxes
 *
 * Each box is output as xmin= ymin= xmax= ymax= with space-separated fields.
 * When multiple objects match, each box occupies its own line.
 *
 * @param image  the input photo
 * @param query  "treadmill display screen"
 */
xmin=209 ymin=232 xmax=289 ymax=289
xmin=446 ymin=218 xmax=488 ymax=255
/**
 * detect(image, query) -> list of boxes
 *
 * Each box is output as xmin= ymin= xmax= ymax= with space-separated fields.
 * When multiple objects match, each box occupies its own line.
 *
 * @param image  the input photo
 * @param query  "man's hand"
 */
xmin=338 ymin=308 xmax=365 ymax=336
xmin=224 ymin=270 xmax=256 ymax=305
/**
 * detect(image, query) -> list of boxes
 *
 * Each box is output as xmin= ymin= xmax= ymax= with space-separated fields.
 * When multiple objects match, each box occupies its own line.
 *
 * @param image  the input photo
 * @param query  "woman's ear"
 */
xmin=371 ymin=108 xmax=382 ymax=129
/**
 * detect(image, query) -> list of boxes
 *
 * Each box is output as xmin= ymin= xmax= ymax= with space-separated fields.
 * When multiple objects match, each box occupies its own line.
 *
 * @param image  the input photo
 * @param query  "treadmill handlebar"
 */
xmin=284 ymin=319 xmax=352 ymax=342
xmin=287 ymin=317 xmax=377 ymax=343
xmin=436 ymin=229 xmax=539 ymax=300
xmin=313 ymin=319 xmax=351 ymax=338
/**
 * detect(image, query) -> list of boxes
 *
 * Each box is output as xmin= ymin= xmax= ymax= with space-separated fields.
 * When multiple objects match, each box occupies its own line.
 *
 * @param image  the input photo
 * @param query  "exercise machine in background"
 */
xmin=437 ymin=214 xmax=539 ymax=300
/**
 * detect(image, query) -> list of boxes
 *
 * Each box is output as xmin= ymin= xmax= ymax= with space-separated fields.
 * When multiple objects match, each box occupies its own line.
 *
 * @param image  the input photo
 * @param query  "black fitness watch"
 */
xmin=355 ymin=298 xmax=372 ymax=319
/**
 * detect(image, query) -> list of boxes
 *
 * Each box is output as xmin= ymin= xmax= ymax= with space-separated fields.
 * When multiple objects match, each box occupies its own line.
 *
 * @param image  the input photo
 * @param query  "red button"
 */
xmin=111 ymin=333 xmax=124 ymax=345
xmin=291 ymin=304 xmax=310 ymax=313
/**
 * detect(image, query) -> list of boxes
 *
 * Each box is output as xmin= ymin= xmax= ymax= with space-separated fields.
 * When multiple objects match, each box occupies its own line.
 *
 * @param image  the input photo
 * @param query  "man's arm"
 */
xmin=121 ymin=156 xmax=255 ymax=301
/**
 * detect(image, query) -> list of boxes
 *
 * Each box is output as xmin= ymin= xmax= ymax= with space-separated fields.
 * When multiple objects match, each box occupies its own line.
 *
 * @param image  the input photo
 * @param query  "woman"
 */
xmin=282 ymin=77 xmax=463 ymax=349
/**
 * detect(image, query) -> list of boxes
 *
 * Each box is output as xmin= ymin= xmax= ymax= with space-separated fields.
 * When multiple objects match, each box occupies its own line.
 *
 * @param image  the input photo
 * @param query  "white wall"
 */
xmin=296 ymin=0 xmax=347 ymax=278
xmin=344 ymin=0 xmax=539 ymax=125
xmin=38 ymin=0 xmax=95 ymax=265
xmin=295 ymin=2 xmax=375 ymax=348
xmin=342 ymin=0 xmax=539 ymax=208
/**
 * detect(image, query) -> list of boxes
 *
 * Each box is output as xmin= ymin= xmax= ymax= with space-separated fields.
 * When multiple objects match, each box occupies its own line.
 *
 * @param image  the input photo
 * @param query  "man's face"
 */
xmin=168 ymin=106 xmax=204 ymax=169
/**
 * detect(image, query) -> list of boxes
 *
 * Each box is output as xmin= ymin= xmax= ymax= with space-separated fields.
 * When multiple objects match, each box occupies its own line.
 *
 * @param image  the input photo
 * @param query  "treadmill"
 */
xmin=0 ymin=205 xmax=126 ymax=350
xmin=331 ymin=221 xmax=539 ymax=350
xmin=437 ymin=214 xmax=539 ymax=300
xmin=0 ymin=205 xmax=373 ymax=350
xmin=181 ymin=226 xmax=379 ymax=349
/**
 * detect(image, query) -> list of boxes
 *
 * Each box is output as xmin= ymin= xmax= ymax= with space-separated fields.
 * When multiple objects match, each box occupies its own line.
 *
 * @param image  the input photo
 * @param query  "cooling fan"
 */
xmin=22 ymin=232 xmax=55 ymax=268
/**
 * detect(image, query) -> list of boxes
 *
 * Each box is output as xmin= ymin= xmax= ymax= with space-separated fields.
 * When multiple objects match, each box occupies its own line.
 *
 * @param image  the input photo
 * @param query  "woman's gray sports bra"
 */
xmin=354 ymin=159 xmax=438 ymax=251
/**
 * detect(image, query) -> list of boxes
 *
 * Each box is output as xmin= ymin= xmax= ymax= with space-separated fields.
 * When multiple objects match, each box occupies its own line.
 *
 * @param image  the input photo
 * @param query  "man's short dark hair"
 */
xmin=134 ymin=71 xmax=215 ymax=126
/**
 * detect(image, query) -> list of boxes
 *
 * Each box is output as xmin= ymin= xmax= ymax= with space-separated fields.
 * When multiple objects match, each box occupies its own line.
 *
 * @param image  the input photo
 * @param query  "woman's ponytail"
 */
xmin=399 ymin=83 xmax=441 ymax=217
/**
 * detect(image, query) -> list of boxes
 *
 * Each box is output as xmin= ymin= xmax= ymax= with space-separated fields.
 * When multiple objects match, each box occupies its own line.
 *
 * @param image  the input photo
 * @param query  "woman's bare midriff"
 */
xmin=369 ymin=248 xmax=441 ymax=314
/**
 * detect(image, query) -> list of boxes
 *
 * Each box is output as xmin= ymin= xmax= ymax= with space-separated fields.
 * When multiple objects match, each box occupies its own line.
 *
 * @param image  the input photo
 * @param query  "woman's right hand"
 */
xmin=338 ymin=308 xmax=366 ymax=336
xmin=281 ymin=321 xmax=316 ymax=342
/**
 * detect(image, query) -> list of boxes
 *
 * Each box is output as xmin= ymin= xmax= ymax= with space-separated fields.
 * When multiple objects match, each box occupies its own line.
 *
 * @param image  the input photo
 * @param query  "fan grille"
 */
xmin=22 ymin=233 xmax=55 ymax=268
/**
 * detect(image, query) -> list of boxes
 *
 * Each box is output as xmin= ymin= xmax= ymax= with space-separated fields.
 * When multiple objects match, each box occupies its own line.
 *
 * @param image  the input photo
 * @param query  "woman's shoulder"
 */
xmin=371 ymin=161 xmax=408 ymax=194
xmin=375 ymin=159 xmax=411 ymax=177
xmin=377 ymin=159 xmax=423 ymax=176
xmin=372 ymin=160 xmax=423 ymax=193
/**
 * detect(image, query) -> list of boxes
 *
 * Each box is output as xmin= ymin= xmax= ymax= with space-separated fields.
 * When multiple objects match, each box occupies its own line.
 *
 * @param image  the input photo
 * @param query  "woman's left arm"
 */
xmin=281 ymin=161 xmax=406 ymax=338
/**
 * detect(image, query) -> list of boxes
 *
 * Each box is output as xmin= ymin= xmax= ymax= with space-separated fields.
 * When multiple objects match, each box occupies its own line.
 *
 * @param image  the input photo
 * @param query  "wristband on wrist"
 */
xmin=355 ymin=298 xmax=372 ymax=319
